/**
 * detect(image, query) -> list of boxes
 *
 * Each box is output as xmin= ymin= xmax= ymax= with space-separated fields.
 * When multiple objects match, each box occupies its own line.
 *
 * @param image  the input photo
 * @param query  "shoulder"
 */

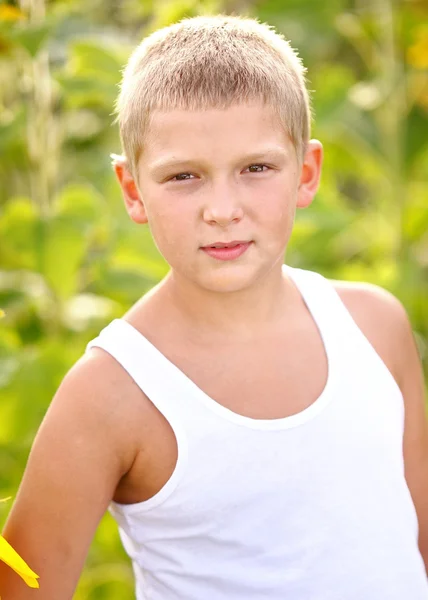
xmin=0 ymin=346 xmax=153 ymax=596
xmin=330 ymin=278 xmax=409 ymax=325
xmin=329 ymin=278 xmax=415 ymax=390
xmin=47 ymin=345 xmax=149 ymax=475
xmin=330 ymin=277 xmax=404 ymax=313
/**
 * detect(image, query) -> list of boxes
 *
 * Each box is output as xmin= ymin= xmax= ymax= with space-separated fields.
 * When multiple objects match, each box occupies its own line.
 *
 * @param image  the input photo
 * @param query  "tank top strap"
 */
xmin=284 ymin=265 xmax=402 ymax=399
xmin=86 ymin=319 xmax=194 ymax=422
xmin=284 ymin=265 xmax=362 ymax=342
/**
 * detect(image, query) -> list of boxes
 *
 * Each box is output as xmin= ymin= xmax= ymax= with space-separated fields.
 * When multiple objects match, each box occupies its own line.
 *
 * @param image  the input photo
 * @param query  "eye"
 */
xmin=169 ymin=172 xmax=195 ymax=182
xmin=246 ymin=164 xmax=271 ymax=173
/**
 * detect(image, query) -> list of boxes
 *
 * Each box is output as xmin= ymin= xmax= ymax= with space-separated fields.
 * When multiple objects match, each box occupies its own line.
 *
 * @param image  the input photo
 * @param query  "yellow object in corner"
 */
xmin=0 ymin=535 xmax=39 ymax=588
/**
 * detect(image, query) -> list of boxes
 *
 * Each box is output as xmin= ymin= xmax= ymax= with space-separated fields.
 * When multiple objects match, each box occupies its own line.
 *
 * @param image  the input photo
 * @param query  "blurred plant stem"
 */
xmin=19 ymin=0 xmax=59 ymax=219
xmin=18 ymin=0 xmax=64 ymax=335
xmin=373 ymin=0 xmax=407 ymax=261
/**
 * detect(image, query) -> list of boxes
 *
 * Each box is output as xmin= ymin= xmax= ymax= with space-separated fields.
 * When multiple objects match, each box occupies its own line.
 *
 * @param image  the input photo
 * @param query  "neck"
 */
xmin=156 ymin=260 xmax=295 ymax=342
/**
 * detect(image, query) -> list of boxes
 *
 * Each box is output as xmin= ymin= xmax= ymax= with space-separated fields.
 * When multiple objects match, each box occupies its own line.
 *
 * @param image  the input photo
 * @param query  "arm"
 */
xmin=336 ymin=281 xmax=428 ymax=569
xmin=395 ymin=301 xmax=428 ymax=570
xmin=0 ymin=349 xmax=140 ymax=599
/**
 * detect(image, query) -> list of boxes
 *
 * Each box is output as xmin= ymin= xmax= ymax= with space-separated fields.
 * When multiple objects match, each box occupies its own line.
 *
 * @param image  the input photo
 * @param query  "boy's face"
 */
xmin=116 ymin=102 xmax=322 ymax=293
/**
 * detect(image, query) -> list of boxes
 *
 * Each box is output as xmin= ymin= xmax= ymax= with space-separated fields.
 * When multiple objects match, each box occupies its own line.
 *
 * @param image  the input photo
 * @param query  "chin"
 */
xmin=196 ymin=265 xmax=261 ymax=294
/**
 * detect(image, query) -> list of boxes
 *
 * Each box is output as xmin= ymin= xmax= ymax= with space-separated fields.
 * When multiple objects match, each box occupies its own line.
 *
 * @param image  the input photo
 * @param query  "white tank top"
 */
xmin=86 ymin=265 xmax=428 ymax=599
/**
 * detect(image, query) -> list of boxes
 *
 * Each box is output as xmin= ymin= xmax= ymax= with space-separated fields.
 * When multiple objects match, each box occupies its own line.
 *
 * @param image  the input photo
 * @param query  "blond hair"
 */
xmin=115 ymin=14 xmax=311 ymax=179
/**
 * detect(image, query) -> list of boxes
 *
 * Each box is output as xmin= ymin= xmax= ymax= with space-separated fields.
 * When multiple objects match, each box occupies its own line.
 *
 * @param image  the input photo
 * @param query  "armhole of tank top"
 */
xmin=85 ymin=332 xmax=189 ymax=515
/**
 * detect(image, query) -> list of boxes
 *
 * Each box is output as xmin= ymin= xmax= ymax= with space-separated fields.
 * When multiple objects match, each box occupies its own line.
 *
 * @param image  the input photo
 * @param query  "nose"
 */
xmin=202 ymin=181 xmax=244 ymax=227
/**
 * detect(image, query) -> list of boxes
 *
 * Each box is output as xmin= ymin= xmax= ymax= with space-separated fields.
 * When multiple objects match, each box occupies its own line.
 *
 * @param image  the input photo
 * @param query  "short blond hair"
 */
xmin=115 ymin=14 xmax=311 ymax=179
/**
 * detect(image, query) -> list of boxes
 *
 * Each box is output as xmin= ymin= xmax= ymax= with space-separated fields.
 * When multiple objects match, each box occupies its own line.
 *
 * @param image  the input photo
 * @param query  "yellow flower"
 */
xmin=0 ymin=535 xmax=39 ymax=589
xmin=0 ymin=5 xmax=25 ymax=22
xmin=407 ymin=25 xmax=428 ymax=70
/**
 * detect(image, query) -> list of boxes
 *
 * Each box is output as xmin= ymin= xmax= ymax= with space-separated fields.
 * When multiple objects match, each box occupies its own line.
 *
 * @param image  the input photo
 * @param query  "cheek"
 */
xmin=256 ymin=185 xmax=296 ymax=227
xmin=254 ymin=185 xmax=297 ymax=251
xmin=144 ymin=195 xmax=195 ymax=255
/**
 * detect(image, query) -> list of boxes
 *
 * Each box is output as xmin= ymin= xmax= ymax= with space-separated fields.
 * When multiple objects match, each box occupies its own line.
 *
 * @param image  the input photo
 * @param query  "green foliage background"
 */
xmin=0 ymin=0 xmax=427 ymax=597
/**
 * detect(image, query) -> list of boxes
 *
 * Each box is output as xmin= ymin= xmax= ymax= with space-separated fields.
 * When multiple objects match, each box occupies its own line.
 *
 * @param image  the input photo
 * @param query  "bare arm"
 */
xmin=359 ymin=286 xmax=428 ymax=569
xmin=0 ymin=350 xmax=139 ymax=599
xmin=336 ymin=281 xmax=428 ymax=570
xmin=395 ymin=302 xmax=428 ymax=569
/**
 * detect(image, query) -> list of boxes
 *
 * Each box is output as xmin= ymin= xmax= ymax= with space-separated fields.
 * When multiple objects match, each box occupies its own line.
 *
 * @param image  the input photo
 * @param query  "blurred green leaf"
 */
xmin=54 ymin=182 xmax=106 ymax=225
xmin=403 ymin=182 xmax=428 ymax=242
xmin=9 ymin=22 xmax=52 ymax=57
xmin=41 ymin=216 xmax=89 ymax=300
xmin=69 ymin=40 xmax=123 ymax=84
xmin=56 ymin=73 xmax=118 ymax=109
xmin=0 ymin=198 xmax=41 ymax=271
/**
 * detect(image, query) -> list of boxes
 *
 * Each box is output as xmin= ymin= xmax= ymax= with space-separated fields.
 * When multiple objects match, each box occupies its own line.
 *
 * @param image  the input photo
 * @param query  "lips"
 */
xmin=202 ymin=240 xmax=249 ymax=249
xmin=200 ymin=241 xmax=252 ymax=261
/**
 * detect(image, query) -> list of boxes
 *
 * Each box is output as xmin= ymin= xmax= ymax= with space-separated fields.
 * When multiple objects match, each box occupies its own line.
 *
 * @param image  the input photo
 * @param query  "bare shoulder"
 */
xmin=330 ymin=278 xmax=413 ymax=387
xmin=0 ymin=347 xmax=148 ymax=598
xmin=58 ymin=346 xmax=148 ymax=466
xmin=331 ymin=277 xmax=408 ymax=326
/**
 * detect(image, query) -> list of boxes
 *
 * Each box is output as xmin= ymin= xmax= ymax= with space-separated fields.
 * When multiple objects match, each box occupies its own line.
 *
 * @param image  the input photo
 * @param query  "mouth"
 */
xmin=200 ymin=240 xmax=253 ymax=261
xmin=202 ymin=240 xmax=250 ymax=249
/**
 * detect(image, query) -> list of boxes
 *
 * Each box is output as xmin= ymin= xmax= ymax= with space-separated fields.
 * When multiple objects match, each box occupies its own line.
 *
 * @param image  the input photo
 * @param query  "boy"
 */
xmin=2 ymin=14 xmax=428 ymax=599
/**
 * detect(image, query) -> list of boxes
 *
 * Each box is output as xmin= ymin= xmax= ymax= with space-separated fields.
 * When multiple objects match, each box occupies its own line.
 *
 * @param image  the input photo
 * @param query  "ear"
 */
xmin=111 ymin=154 xmax=148 ymax=224
xmin=296 ymin=140 xmax=323 ymax=209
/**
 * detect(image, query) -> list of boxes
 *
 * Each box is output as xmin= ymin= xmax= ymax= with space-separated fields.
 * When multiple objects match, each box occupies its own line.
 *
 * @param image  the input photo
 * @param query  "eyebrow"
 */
xmin=148 ymin=147 xmax=288 ymax=176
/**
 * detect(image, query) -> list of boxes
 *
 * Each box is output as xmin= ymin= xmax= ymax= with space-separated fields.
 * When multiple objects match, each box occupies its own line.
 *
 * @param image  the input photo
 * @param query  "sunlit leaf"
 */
xmin=54 ymin=183 xmax=105 ymax=225
xmin=0 ymin=198 xmax=41 ymax=271
xmin=41 ymin=216 xmax=88 ymax=300
xmin=9 ymin=22 xmax=51 ymax=57
xmin=68 ymin=40 xmax=123 ymax=84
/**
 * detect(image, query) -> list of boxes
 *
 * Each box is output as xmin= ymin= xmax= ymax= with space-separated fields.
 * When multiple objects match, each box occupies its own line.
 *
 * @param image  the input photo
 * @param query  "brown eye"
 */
xmin=171 ymin=173 xmax=194 ymax=181
xmin=247 ymin=164 xmax=270 ymax=173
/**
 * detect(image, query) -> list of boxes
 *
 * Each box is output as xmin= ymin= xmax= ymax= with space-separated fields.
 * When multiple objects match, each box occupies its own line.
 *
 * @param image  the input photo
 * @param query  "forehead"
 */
xmin=141 ymin=102 xmax=293 ymax=164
